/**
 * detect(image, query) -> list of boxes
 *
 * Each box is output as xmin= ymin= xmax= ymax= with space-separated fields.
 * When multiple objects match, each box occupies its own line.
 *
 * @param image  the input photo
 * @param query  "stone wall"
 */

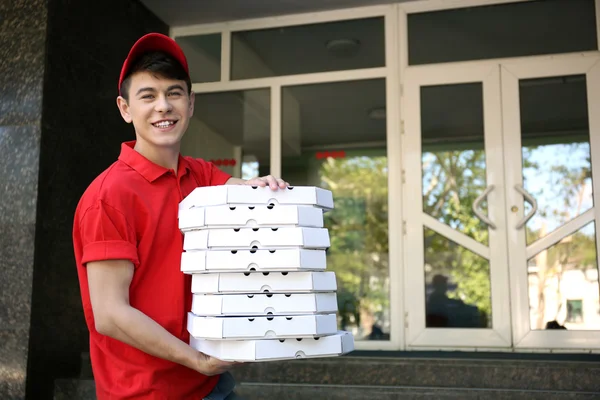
xmin=0 ymin=0 xmax=48 ymax=398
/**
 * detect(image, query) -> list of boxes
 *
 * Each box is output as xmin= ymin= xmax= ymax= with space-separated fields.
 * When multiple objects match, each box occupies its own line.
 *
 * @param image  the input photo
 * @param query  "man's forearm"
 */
xmin=102 ymin=304 xmax=198 ymax=370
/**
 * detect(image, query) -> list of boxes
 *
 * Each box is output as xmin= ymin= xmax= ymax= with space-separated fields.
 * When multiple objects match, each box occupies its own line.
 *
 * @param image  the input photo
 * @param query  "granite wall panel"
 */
xmin=0 ymin=0 xmax=47 ymax=398
xmin=0 ymin=15 xmax=47 ymax=127
xmin=0 ymin=329 xmax=30 ymax=400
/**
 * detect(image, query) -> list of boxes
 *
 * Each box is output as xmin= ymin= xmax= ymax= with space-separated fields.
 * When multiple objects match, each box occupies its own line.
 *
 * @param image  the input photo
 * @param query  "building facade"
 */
xmin=174 ymin=0 xmax=600 ymax=353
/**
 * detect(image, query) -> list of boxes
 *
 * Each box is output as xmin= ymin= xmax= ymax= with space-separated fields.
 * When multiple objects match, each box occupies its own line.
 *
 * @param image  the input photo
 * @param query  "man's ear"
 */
xmin=116 ymin=96 xmax=133 ymax=123
xmin=189 ymin=91 xmax=195 ymax=117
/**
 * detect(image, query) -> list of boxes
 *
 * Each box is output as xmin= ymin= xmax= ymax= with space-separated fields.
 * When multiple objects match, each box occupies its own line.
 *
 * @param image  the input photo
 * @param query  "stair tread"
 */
xmin=236 ymin=383 xmax=600 ymax=400
xmin=75 ymin=352 xmax=600 ymax=394
xmin=53 ymin=379 xmax=600 ymax=400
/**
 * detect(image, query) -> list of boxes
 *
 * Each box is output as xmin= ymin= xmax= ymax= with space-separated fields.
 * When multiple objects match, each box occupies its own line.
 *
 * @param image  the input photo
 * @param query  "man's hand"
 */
xmin=193 ymin=352 xmax=241 ymax=376
xmin=245 ymin=175 xmax=288 ymax=190
xmin=226 ymin=175 xmax=289 ymax=190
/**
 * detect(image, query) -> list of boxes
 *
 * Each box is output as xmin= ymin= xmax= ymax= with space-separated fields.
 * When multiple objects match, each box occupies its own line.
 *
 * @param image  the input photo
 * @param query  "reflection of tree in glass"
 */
xmin=522 ymin=141 xmax=595 ymax=327
xmin=422 ymin=149 xmax=491 ymax=326
xmin=422 ymin=149 xmax=488 ymax=245
xmin=319 ymin=156 xmax=389 ymax=339
xmin=425 ymin=228 xmax=491 ymax=327
xmin=522 ymin=142 xmax=592 ymax=244
xmin=528 ymin=224 xmax=598 ymax=329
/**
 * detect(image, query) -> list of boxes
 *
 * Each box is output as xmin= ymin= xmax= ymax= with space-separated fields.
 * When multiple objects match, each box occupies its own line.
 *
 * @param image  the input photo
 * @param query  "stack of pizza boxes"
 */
xmin=178 ymin=185 xmax=354 ymax=362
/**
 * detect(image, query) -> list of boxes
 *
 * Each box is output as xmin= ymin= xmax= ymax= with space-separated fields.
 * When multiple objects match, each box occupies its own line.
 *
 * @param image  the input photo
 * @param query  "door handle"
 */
xmin=472 ymin=185 xmax=496 ymax=229
xmin=514 ymin=184 xmax=538 ymax=230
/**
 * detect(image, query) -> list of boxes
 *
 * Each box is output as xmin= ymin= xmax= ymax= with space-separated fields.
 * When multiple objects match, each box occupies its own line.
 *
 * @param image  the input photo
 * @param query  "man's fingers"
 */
xmin=250 ymin=178 xmax=267 ymax=187
xmin=263 ymin=175 xmax=277 ymax=189
xmin=245 ymin=175 xmax=290 ymax=190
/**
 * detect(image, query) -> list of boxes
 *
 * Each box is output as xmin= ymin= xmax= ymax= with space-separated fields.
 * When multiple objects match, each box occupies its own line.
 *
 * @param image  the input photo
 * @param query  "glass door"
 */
xmin=404 ymin=64 xmax=512 ymax=348
xmin=502 ymin=56 xmax=600 ymax=349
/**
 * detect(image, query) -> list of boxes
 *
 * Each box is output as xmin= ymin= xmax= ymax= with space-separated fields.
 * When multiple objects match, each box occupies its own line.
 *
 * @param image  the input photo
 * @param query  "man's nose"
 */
xmin=155 ymin=95 xmax=173 ymax=112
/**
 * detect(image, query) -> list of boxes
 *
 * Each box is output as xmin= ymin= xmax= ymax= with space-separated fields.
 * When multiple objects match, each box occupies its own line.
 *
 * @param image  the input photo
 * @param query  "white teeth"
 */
xmin=154 ymin=121 xmax=174 ymax=128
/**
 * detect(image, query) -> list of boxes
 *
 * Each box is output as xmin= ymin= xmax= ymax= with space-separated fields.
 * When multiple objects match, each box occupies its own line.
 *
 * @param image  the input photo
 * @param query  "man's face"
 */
xmin=116 ymin=71 xmax=194 ymax=149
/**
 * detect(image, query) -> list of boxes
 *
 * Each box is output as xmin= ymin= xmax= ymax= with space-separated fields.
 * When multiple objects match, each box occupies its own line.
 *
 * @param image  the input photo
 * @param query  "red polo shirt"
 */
xmin=72 ymin=141 xmax=231 ymax=399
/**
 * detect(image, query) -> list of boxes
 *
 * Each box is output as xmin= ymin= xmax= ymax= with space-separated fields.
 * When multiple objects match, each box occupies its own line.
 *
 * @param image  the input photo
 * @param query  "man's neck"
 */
xmin=133 ymin=140 xmax=180 ymax=173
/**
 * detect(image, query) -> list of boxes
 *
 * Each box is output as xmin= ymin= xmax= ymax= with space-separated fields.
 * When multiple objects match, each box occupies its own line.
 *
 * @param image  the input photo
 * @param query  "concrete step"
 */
xmin=54 ymin=379 xmax=95 ymax=400
xmin=236 ymin=383 xmax=600 ymax=399
xmin=231 ymin=356 xmax=600 ymax=393
xmin=54 ymin=379 xmax=600 ymax=400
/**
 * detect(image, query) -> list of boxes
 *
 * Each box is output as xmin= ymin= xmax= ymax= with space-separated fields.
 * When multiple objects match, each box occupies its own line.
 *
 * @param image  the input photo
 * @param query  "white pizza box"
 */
xmin=191 ymin=292 xmax=338 ymax=316
xmin=180 ymin=249 xmax=327 ymax=274
xmin=183 ymin=227 xmax=330 ymax=251
xmin=179 ymin=204 xmax=324 ymax=232
xmin=191 ymin=271 xmax=337 ymax=294
xmin=187 ymin=313 xmax=338 ymax=340
xmin=190 ymin=331 xmax=354 ymax=362
xmin=179 ymin=185 xmax=334 ymax=211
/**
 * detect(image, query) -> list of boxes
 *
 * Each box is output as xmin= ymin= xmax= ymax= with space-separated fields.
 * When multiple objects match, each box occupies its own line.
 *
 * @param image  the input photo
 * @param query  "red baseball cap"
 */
xmin=118 ymin=33 xmax=190 ymax=95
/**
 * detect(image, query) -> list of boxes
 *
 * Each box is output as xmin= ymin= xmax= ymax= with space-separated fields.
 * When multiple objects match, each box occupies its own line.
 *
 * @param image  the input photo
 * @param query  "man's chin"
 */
xmin=136 ymin=134 xmax=183 ymax=149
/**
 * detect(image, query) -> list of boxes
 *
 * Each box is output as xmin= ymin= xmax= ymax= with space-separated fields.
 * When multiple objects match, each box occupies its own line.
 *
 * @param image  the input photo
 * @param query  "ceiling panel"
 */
xmin=140 ymin=0 xmax=405 ymax=27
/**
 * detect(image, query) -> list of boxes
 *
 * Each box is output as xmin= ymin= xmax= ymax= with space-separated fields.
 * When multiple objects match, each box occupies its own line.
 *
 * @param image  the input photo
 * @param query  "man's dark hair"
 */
xmin=120 ymin=51 xmax=191 ymax=101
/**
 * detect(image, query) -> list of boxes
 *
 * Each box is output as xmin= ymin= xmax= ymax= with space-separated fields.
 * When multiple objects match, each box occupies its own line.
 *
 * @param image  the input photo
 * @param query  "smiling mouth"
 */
xmin=152 ymin=120 xmax=177 ymax=128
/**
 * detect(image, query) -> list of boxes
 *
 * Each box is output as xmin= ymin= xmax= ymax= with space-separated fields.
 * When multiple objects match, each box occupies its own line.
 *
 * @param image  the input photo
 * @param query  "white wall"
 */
xmin=181 ymin=117 xmax=238 ymax=177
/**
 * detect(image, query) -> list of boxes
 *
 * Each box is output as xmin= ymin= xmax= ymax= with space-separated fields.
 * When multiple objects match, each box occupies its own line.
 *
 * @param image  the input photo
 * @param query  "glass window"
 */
xmin=566 ymin=299 xmax=584 ymax=324
xmin=281 ymin=79 xmax=390 ymax=341
xmin=425 ymin=228 xmax=491 ymax=328
xmin=420 ymin=82 xmax=492 ymax=329
xmin=408 ymin=0 xmax=597 ymax=65
xmin=231 ymin=17 xmax=384 ymax=80
xmin=528 ymin=224 xmax=599 ymax=330
xmin=520 ymin=75 xmax=592 ymax=244
xmin=421 ymin=83 xmax=489 ymax=245
xmin=516 ymin=73 xmax=600 ymax=331
xmin=181 ymin=89 xmax=270 ymax=178
xmin=176 ymin=34 xmax=221 ymax=83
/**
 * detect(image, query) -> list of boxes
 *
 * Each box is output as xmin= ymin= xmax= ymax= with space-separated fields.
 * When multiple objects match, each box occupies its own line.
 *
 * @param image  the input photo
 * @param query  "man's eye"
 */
xmin=169 ymin=92 xmax=182 ymax=96
xmin=142 ymin=95 xmax=154 ymax=99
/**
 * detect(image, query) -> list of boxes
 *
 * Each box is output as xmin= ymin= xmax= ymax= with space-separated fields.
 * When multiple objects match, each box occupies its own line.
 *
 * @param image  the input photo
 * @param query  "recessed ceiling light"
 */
xmin=325 ymin=38 xmax=361 ymax=58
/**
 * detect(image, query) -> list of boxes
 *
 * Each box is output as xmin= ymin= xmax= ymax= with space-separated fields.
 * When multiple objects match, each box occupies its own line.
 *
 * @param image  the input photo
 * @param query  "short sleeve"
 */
xmin=194 ymin=159 xmax=231 ymax=186
xmin=78 ymin=200 xmax=139 ymax=266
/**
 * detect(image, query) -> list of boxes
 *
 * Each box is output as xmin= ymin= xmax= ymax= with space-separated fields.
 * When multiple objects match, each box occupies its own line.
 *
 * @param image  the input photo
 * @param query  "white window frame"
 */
xmin=402 ymin=63 xmax=512 ymax=350
xmin=398 ymin=0 xmax=600 ymax=353
xmin=171 ymin=4 xmax=403 ymax=352
xmin=502 ymin=55 xmax=600 ymax=350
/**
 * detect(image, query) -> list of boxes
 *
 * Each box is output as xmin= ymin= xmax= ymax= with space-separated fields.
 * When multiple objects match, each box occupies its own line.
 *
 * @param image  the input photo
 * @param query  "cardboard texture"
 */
xmin=191 ymin=292 xmax=338 ymax=316
xmin=179 ymin=204 xmax=324 ymax=232
xmin=180 ymin=249 xmax=327 ymax=274
xmin=183 ymin=227 xmax=330 ymax=251
xmin=191 ymin=271 xmax=337 ymax=294
xmin=190 ymin=331 xmax=354 ymax=362
xmin=179 ymin=185 xmax=334 ymax=210
xmin=187 ymin=313 xmax=338 ymax=339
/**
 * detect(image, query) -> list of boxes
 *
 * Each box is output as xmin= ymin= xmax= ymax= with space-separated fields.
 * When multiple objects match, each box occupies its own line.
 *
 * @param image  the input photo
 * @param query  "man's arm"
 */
xmin=87 ymin=259 xmax=236 ymax=376
xmin=226 ymin=175 xmax=289 ymax=189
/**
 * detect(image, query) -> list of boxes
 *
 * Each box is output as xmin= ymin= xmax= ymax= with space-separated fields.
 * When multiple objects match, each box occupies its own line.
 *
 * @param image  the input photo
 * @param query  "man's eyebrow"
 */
xmin=136 ymin=87 xmax=156 ymax=96
xmin=167 ymin=84 xmax=185 ymax=92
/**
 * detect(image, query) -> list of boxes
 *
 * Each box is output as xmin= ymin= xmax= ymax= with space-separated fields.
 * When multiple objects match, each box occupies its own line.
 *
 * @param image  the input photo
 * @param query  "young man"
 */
xmin=72 ymin=33 xmax=288 ymax=400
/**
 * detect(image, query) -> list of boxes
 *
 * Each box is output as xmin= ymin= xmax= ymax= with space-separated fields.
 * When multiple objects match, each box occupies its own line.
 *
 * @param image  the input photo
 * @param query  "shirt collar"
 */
xmin=118 ymin=141 xmax=190 ymax=183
